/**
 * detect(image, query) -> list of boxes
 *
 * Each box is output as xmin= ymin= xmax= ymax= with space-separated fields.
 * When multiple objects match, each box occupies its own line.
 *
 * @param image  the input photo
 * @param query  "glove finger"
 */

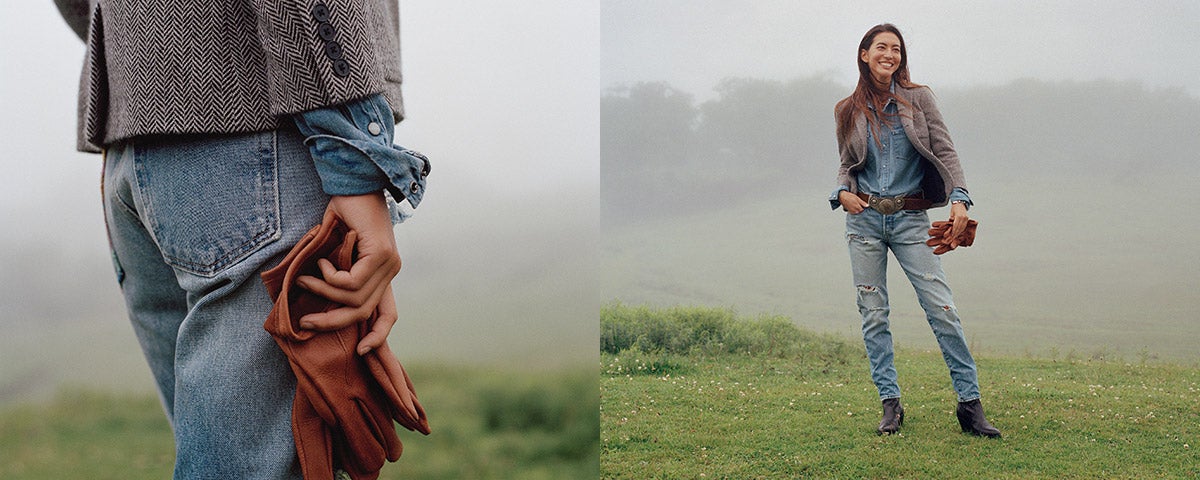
xmin=336 ymin=398 xmax=388 ymax=475
xmin=366 ymin=394 xmax=405 ymax=461
xmin=367 ymin=345 xmax=430 ymax=434
xmin=961 ymin=221 xmax=978 ymax=247
xmin=293 ymin=393 xmax=335 ymax=480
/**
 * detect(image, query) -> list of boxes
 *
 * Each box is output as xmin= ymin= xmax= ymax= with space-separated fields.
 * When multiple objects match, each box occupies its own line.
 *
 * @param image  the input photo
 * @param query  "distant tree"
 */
xmin=601 ymin=82 xmax=699 ymax=218
xmin=695 ymin=76 xmax=844 ymax=191
xmin=600 ymin=77 xmax=1200 ymax=222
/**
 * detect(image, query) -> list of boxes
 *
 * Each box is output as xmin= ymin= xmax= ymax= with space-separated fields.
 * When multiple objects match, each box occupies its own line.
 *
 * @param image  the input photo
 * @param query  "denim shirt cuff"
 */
xmin=830 ymin=185 xmax=850 ymax=210
xmin=293 ymin=93 xmax=431 ymax=224
xmin=949 ymin=187 xmax=973 ymax=209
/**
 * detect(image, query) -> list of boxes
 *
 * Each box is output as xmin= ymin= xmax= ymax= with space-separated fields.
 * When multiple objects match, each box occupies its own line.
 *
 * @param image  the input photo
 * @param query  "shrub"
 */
xmin=600 ymin=303 xmax=855 ymax=364
xmin=476 ymin=369 xmax=599 ymax=461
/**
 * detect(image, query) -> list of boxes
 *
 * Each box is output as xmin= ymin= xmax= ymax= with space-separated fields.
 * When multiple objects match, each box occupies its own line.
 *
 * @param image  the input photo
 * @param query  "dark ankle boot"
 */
xmin=878 ymin=398 xmax=904 ymax=435
xmin=956 ymin=399 xmax=1001 ymax=438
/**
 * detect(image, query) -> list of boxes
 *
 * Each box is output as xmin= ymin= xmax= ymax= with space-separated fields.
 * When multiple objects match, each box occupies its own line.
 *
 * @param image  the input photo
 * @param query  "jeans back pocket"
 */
xmin=133 ymin=131 xmax=281 ymax=277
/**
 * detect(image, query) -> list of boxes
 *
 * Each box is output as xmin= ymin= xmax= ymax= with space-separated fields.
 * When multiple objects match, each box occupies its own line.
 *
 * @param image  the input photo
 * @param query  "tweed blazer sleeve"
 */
xmin=833 ymin=100 xmax=868 ymax=194
xmin=69 ymin=0 xmax=403 ymax=153
xmin=898 ymin=86 xmax=967 ymax=203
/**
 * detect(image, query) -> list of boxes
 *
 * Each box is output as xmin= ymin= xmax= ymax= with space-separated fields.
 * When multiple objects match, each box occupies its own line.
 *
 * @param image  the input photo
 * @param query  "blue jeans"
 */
xmin=103 ymin=126 xmax=328 ymax=479
xmin=845 ymin=208 xmax=980 ymax=402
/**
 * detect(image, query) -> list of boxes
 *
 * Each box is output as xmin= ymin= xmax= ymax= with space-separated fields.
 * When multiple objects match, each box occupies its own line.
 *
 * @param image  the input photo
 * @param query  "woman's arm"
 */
xmin=832 ymin=103 xmax=867 ymax=212
xmin=917 ymin=88 xmax=971 ymax=237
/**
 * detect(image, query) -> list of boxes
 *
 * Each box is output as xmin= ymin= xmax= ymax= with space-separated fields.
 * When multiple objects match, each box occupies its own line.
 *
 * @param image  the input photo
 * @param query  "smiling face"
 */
xmin=860 ymin=31 xmax=902 ymax=89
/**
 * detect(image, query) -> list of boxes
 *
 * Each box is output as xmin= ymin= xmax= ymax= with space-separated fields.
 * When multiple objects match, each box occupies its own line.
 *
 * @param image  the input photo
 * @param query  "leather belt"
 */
xmin=856 ymin=192 xmax=933 ymax=214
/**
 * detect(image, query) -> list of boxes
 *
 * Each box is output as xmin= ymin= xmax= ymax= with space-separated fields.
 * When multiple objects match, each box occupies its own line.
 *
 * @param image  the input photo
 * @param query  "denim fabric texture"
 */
xmin=293 ymin=93 xmax=430 ymax=223
xmin=103 ymin=125 xmax=332 ymax=479
xmin=859 ymin=99 xmax=924 ymax=199
xmin=845 ymin=208 xmax=981 ymax=402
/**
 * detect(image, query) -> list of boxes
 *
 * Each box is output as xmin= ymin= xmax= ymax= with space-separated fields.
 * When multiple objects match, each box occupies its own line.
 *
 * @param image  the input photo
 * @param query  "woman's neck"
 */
xmin=871 ymin=75 xmax=891 ymax=91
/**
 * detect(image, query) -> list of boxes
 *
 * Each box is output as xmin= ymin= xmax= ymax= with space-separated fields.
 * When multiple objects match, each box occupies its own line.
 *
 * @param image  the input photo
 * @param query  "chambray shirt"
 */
xmin=294 ymin=93 xmax=431 ymax=224
xmin=829 ymin=85 xmax=971 ymax=210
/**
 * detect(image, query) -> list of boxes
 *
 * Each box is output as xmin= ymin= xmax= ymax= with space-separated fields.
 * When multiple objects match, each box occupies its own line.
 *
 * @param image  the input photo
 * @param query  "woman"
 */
xmin=830 ymin=23 xmax=1000 ymax=438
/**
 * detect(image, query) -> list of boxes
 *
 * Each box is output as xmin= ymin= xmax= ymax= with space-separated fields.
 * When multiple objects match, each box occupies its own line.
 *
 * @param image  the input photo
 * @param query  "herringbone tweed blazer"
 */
xmin=57 ymin=0 xmax=403 ymax=153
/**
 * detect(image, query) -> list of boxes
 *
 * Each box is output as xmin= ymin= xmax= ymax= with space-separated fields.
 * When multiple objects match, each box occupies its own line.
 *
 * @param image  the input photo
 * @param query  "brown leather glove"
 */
xmin=263 ymin=210 xmax=430 ymax=480
xmin=926 ymin=219 xmax=978 ymax=255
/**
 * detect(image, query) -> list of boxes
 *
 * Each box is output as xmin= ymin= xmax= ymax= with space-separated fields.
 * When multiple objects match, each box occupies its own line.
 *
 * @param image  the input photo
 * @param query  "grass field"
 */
xmin=600 ymin=305 xmax=1199 ymax=478
xmin=0 ymin=363 xmax=598 ymax=480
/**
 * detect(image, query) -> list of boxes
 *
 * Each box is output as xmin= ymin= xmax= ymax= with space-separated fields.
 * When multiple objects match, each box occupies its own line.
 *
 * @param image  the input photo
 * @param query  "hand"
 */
xmin=838 ymin=190 xmax=868 ymax=214
xmin=296 ymin=192 xmax=401 ymax=354
xmin=948 ymin=202 xmax=970 ymax=248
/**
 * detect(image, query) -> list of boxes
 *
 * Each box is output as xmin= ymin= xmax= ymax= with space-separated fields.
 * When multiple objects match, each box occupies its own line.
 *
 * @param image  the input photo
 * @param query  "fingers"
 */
xmin=358 ymin=285 xmax=398 ymax=355
xmin=845 ymin=198 xmax=868 ymax=215
xmin=298 ymin=277 xmax=392 ymax=331
xmin=298 ymin=256 xmax=398 ymax=307
xmin=949 ymin=218 xmax=968 ymax=247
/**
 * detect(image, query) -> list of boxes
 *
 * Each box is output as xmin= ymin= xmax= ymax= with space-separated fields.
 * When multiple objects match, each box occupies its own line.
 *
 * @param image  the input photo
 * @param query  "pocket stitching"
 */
xmin=131 ymin=135 xmax=282 ymax=277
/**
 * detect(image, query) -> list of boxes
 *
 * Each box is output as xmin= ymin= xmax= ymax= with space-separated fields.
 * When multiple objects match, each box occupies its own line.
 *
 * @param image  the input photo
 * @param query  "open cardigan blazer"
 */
xmin=57 ymin=0 xmax=404 ymax=153
xmin=834 ymin=85 xmax=967 ymax=207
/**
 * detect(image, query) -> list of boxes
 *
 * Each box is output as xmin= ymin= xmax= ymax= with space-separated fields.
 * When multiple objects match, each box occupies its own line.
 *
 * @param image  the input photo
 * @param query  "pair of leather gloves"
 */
xmin=262 ymin=211 xmax=430 ymax=480
xmin=926 ymin=218 xmax=978 ymax=255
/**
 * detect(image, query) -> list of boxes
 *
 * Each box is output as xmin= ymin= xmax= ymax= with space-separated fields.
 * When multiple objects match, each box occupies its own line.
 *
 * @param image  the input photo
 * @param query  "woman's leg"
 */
xmin=846 ymin=210 xmax=900 ymax=400
xmin=103 ymin=126 xmax=329 ymax=479
xmin=890 ymin=210 xmax=980 ymax=402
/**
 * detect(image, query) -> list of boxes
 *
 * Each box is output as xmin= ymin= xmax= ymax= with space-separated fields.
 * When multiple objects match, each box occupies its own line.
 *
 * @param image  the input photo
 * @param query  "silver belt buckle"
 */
xmin=868 ymin=195 xmax=905 ymax=215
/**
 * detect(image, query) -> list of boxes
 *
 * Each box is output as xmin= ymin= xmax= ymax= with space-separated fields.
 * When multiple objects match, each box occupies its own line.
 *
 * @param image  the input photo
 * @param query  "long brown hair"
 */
xmin=835 ymin=24 xmax=923 ymax=145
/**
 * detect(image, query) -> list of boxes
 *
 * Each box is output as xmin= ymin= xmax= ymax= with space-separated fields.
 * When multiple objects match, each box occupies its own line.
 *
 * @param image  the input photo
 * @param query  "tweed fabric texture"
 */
xmin=59 ymin=0 xmax=403 ymax=152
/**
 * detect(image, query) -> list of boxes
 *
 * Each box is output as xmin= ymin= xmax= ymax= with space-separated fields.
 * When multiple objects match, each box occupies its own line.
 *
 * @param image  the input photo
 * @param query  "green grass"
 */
xmin=600 ymin=305 xmax=1199 ymax=479
xmin=0 ymin=364 xmax=598 ymax=480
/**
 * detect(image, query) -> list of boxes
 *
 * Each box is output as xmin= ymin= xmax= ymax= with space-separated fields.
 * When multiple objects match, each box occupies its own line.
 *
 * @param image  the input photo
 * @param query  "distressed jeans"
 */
xmin=845 ymin=208 xmax=980 ymax=402
xmin=103 ymin=125 xmax=328 ymax=479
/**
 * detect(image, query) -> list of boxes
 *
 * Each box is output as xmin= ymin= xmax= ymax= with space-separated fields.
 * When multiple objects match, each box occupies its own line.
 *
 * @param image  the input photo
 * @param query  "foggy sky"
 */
xmin=602 ymin=0 xmax=1200 ymax=100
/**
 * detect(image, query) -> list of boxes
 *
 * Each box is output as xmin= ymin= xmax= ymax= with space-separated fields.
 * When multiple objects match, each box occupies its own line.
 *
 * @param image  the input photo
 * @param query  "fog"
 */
xmin=599 ymin=2 xmax=1200 ymax=363
xmin=603 ymin=0 xmax=1200 ymax=100
xmin=0 ymin=1 xmax=599 ymax=403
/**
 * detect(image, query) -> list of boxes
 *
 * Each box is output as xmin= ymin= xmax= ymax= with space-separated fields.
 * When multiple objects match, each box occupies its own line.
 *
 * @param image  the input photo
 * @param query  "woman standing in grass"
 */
xmin=829 ymin=23 xmax=1000 ymax=437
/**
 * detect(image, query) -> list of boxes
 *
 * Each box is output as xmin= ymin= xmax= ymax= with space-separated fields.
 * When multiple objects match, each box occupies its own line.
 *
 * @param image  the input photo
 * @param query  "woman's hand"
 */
xmin=948 ymin=201 xmax=970 ymax=247
xmin=296 ymin=192 xmax=402 ymax=355
xmin=839 ymin=190 xmax=868 ymax=214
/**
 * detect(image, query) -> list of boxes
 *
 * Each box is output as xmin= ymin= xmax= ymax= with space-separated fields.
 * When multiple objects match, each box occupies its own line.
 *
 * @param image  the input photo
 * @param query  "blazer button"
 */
xmin=324 ymin=41 xmax=344 ymax=60
xmin=332 ymin=60 xmax=350 ymax=77
xmin=318 ymin=23 xmax=338 ymax=42
xmin=367 ymin=122 xmax=382 ymax=136
xmin=311 ymin=3 xmax=331 ymax=22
